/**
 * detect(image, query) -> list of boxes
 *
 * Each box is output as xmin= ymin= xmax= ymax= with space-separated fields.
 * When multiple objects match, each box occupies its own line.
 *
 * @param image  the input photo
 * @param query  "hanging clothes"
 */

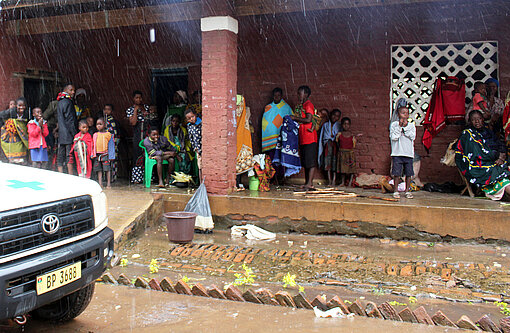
xmin=422 ymin=77 xmax=465 ymax=150
xmin=235 ymin=95 xmax=255 ymax=175
xmin=254 ymin=155 xmax=275 ymax=192
xmin=272 ymin=115 xmax=301 ymax=177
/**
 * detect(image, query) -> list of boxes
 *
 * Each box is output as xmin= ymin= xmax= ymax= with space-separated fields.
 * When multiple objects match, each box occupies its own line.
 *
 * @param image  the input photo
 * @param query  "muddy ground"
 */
xmin=109 ymin=226 xmax=510 ymax=325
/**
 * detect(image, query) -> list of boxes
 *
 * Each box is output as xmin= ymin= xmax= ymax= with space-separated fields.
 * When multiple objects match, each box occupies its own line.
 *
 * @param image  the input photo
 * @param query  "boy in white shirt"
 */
xmin=389 ymin=106 xmax=416 ymax=199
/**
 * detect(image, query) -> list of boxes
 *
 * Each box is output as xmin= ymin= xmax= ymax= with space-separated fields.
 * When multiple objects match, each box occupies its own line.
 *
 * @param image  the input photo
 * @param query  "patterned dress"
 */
xmin=455 ymin=127 xmax=510 ymax=200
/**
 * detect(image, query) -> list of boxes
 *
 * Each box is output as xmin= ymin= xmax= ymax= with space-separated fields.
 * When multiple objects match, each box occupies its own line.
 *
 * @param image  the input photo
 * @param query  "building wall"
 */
xmin=237 ymin=0 xmax=510 ymax=183
xmin=1 ymin=0 xmax=509 ymax=184
xmin=0 ymin=21 xmax=202 ymax=134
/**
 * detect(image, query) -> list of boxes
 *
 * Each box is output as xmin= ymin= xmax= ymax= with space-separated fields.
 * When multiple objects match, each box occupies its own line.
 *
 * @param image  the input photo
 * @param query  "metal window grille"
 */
xmin=391 ymin=41 xmax=498 ymax=125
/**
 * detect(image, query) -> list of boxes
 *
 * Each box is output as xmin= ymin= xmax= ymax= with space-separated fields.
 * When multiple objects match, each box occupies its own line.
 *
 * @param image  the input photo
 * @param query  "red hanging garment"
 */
xmin=422 ymin=77 xmax=465 ymax=151
xmin=442 ymin=77 xmax=466 ymax=121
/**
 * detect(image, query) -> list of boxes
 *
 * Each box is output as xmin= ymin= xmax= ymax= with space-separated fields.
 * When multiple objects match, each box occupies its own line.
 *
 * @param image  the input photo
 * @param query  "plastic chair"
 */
xmin=139 ymin=140 xmax=168 ymax=188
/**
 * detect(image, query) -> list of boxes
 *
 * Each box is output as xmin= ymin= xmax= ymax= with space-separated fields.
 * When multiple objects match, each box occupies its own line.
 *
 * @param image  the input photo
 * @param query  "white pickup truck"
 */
xmin=0 ymin=162 xmax=114 ymax=323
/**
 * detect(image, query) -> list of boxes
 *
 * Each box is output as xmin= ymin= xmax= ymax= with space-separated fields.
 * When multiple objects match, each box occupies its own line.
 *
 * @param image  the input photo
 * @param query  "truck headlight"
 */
xmin=91 ymin=191 xmax=108 ymax=227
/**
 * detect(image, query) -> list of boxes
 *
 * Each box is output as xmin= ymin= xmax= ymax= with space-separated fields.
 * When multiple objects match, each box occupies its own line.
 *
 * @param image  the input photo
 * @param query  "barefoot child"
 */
xmin=143 ymin=128 xmax=177 ymax=187
xmin=92 ymin=118 xmax=112 ymax=188
xmin=27 ymin=107 xmax=49 ymax=168
xmin=389 ymin=105 xmax=416 ymax=199
xmin=71 ymin=119 xmax=93 ymax=178
xmin=318 ymin=109 xmax=341 ymax=186
xmin=336 ymin=117 xmax=357 ymax=186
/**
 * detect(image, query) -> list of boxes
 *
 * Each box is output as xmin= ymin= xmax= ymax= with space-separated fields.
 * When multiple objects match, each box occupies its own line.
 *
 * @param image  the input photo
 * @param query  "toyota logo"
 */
xmin=41 ymin=214 xmax=60 ymax=235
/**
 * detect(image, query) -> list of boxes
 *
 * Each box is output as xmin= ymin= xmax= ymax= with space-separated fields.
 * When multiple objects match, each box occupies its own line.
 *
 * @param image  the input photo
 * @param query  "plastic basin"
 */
xmin=249 ymin=176 xmax=259 ymax=191
xmin=163 ymin=211 xmax=197 ymax=243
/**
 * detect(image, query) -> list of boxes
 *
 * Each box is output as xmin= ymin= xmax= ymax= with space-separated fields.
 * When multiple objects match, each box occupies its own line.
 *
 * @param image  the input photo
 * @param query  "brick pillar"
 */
xmin=201 ymin=15 xmax=238 ymax=195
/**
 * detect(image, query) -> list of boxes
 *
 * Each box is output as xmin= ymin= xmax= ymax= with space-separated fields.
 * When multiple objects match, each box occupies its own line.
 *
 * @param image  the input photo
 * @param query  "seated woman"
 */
xmin=455 ymin=110 xmax=510 ymax=200
xmin=163 ymin=114 xmax=192 ymax=174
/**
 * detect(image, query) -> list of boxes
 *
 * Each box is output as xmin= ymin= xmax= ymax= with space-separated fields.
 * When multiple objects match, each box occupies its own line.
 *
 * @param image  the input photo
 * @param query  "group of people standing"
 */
xmin=126 ymin=89 xmax=203 ymax=187
xmin=0 ymin=85 xmax=119 ymax=188
xmin=261 ymin=86 xmax=358 ymax=190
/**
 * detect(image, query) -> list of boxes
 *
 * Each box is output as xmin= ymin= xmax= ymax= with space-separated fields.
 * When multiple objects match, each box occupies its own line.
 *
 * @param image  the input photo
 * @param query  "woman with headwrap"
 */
xmin=74 ymin=88 xmax=91 ymax=121
xmin=162 ymin=90 xmax=188 ymax=131
xmin=456 ymin=110 xmax=510 ymax=200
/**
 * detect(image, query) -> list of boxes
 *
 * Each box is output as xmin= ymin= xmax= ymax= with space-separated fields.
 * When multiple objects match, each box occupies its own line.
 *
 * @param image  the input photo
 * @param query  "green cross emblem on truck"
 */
xmin=6 ymin=180 xmax=45 ymax=191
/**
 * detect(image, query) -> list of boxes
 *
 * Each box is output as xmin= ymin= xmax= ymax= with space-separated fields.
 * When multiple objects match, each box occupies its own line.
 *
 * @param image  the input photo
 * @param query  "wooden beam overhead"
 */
xmin=4 ymin=1 xmax=202 ymax=35
xmin=3 ymin=0 xmax=454 ymax=36
xmin=235 ymin=0 xmax=452 ymax=16
xmin=0 ymin=0 xmax=100 ymax=10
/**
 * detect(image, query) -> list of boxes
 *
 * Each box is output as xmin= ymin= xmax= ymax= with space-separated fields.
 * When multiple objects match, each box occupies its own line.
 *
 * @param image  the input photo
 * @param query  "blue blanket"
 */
xmin=273 ymin=115 xmax=301 ymax=177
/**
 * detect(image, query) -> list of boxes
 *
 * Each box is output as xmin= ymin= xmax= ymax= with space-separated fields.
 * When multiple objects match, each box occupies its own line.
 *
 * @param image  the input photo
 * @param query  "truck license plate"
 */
xmin=36 ymin=262 xmax=81 ymax=295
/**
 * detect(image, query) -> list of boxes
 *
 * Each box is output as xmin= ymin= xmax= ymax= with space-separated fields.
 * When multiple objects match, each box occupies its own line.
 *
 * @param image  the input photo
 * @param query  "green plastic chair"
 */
xmin=139 ymin=140 xmax=168 ymax=188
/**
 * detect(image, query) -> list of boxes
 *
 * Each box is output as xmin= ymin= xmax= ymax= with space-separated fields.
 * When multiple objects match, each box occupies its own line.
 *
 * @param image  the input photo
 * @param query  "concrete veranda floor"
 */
xmin=105 ymin=181 xmax=510 ymax=244
xmin=104 ymin=182 xmax=153 ymax=242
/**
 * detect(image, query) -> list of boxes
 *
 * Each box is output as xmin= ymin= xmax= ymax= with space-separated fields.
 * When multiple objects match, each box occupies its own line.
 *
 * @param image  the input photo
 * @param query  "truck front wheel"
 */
xmin=31 ymin=283 xmax=95 ymax=323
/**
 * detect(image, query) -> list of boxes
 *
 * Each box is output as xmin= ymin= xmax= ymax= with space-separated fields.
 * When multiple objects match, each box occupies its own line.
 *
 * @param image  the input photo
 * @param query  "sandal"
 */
xmin=393 ymin=192 xmax=400 ymax=199
xmin=405 ymin=192 xmax=414 ymax=199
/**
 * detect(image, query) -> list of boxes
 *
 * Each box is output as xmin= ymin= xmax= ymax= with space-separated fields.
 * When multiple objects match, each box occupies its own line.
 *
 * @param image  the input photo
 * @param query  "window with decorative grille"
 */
xmin=390 ymin=41 xmax=498 ymax=125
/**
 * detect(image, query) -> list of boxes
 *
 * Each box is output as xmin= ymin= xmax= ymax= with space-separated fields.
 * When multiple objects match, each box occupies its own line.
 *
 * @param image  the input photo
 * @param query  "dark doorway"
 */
xmin=151 ymin=68 xmax=188 ymax=128
xmin=23 ymin=78 xmax=57 ymax=115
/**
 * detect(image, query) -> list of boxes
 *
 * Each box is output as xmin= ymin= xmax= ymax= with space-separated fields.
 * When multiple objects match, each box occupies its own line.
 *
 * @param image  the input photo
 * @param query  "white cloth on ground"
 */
xmin=231 ymin=224 xmax=276 ymax=240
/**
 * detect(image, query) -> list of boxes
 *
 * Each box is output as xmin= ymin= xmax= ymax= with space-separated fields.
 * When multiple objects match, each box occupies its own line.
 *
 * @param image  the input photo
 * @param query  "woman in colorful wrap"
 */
xmin=0 ymin=97 xmax=29 ymax=164
xmin=163 ymin=114 xmax=192 ymax=174
xmin=262 ymin=88 xmax=293 ymax=154
xmin=455 ymin=110 xmax=510 ymax=200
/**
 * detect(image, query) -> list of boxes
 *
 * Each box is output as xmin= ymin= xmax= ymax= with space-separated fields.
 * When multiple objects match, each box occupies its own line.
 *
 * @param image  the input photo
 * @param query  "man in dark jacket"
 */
xmin=57 ymin=84 xmax=77 ymax=174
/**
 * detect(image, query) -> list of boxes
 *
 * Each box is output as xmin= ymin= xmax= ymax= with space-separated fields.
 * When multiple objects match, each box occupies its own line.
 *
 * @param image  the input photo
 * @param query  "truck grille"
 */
xmin=0 ymin=196 xmax=94 ymax=259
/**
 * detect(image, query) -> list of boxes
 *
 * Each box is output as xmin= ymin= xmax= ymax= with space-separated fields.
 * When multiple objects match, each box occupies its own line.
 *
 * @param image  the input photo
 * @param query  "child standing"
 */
xmin=87 ymin=116 xmax=97 ymax=136
xmin=71 ymin=119 xmax=93 ymax=178
xmin=103 ymin=104 xmax=119 ymax=182
xmin=389 ymin=106 xmax=416 ymax=199
xmin=318 ymin=109 xmax=341 ymax=185
xmin=27 ymin=107 xmax=49 ymax=168
xmin=185 ymin=109 xmax=202 ymax=182
xmin=336 ymin=117 xmax=357 ymax=186
xmin=92 ymin=118 xmax=112 ymax=188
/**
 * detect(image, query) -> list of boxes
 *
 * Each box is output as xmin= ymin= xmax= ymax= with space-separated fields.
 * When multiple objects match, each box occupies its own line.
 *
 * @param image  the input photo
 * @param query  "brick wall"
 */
xmin=1 ymin=0 xmax=509 ymax=185
xmin=0 ymin=21 xmax=202 ymax=136
xmin=202 ymin=29 xmax=238 ymax=194
xmin=237 ymin=0 xmax=510 ymax=184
